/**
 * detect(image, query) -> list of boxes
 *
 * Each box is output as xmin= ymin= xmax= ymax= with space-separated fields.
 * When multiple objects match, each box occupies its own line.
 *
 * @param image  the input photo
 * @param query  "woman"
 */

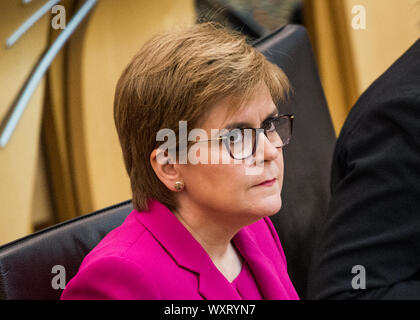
xmin=61 ymin=22 xmax=299 ymax=300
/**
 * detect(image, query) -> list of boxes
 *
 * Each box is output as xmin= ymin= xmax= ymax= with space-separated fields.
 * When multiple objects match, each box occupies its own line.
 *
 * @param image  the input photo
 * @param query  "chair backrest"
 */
xmin=0 ymin=201 xmax=133 ymax=299
xmin=254 ymin=25 xmax=336 ymax=298
xmin=0 ymin=25 xmax=335 ymax=300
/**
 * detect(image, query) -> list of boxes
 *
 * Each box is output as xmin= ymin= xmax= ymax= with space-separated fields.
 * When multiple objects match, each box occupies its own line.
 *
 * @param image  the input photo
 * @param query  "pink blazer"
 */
xmin=61 ymin=200 xmax=299 ymax=300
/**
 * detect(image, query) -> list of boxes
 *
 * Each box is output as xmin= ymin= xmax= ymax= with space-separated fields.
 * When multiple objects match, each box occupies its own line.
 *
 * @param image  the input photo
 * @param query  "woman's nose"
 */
xmin=254 ymin=132 xmax=280 ymax=164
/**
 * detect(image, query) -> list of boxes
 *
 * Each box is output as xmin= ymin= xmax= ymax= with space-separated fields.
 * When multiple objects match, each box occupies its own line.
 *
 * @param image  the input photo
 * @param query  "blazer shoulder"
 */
xmin=80 ymin=211 xmax=150 ymax=265
xmin=62 ymin=211 xmax=165 ymax=299
xmin=61 ymin=255 xmax=161 ymax=299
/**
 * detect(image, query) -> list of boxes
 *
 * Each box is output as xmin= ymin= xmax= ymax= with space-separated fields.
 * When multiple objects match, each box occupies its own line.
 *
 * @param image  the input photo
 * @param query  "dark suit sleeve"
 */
xmin=307 ymin=92 xmax=420 ymax=299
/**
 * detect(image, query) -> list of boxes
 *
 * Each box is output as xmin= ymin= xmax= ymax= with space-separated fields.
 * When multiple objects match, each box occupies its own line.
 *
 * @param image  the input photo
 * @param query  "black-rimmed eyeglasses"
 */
xmin=195 ymin=114 xmax=294 ymax=160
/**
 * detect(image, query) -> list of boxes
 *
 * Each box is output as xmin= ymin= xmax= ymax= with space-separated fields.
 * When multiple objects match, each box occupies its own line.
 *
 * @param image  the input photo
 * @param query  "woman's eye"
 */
xmin=228 ymin=129 xmax=243 ymax=144
xmin=264 ymin=120 xmax=275 ymax=131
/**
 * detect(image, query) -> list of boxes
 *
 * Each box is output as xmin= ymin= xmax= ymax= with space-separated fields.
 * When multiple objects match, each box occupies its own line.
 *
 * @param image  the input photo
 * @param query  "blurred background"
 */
xmin=0 ymin=0 xmax=419 ymax=246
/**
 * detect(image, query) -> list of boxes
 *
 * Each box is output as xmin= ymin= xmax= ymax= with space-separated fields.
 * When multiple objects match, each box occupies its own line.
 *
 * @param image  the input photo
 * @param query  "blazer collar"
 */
xmin=232 ymin=225 xmax=292 ymax=299
xmin=134 ymin=199 xmax=289 ymax=299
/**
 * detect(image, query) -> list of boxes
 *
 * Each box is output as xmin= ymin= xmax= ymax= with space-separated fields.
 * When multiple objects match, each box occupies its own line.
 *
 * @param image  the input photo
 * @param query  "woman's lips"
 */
xmin=256 ymin=178 xmax=277 ymax=187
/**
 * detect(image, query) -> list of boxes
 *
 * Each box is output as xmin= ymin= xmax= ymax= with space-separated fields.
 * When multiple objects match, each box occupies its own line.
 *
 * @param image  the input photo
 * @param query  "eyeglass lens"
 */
xmin=226 ymin=117 xmax=292 ymax=160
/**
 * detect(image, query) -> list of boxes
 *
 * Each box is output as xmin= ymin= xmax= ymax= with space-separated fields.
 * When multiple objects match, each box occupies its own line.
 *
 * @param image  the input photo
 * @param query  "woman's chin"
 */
xmin=250 ymin=194 xmax=282 ymax=218
xmin=266 ymin=195 xmax=282 ymax=216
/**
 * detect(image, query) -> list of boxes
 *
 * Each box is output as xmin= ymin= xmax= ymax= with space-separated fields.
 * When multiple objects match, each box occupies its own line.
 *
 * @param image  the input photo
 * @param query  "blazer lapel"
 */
xmin=232 ymin=226 xmax=292 ymax=300
xmin=135 ymin=199 xmax=241 ymax=300
xmin=196 ymin=253 xmax=242 ymax=300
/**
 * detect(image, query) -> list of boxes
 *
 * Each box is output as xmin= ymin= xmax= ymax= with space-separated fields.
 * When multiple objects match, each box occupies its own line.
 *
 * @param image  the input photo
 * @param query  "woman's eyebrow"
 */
xmin=223 ymin=109 xmax=279 ymax=130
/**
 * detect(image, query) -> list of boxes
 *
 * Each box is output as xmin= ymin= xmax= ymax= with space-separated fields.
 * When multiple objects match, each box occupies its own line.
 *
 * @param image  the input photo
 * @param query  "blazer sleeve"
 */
xmin=307 ymin=93 xmax=420 ymax=299
xmin=60 ymin=255 xmax=161 ymax=300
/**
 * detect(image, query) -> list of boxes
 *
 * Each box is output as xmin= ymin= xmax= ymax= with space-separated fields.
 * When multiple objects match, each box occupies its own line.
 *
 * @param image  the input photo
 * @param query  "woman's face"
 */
xmin=178 ymin=83 xmax=284 ymax=225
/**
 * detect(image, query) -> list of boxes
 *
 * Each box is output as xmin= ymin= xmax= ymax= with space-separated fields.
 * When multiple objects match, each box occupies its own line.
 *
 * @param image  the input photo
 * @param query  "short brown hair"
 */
xmin=114 ymin=22 xmax=290 ymax=212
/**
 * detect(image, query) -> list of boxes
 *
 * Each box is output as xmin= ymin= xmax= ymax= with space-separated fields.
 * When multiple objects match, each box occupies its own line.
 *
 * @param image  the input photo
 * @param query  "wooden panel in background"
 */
xmin=304 ymin=0 xmax=359 ymax=135
xmin=304 ymin=0 xmax=420 ymax=135
xmin=0 ymin=0 xmax=50 ymax=245
xmin=344 ymin=0 xmax=420 ymax=93
xmin=42 ymin=0 xmax=79 ymax=223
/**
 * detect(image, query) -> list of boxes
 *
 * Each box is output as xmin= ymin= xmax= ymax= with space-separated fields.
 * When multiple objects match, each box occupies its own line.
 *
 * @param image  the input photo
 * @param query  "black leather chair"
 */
xmin=0 ymin=24 xmax=335 ymax=300
xmin=0 ymin=200 xmax=133 ymax=300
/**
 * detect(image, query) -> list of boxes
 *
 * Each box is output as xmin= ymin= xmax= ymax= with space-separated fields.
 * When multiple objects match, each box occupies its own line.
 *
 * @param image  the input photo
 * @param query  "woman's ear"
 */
xmin=150 ymin=149 xmax=182 ymax=192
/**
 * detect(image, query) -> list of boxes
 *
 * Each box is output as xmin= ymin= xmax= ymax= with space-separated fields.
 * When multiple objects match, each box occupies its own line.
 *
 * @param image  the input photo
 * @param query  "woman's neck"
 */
xmin=173 ymin=204 xmax=236 ymax=260
xmin=173 ymin=202 xmax=243 ymax=282
xmin=174 ymin=202 xmax=246 ymax=282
